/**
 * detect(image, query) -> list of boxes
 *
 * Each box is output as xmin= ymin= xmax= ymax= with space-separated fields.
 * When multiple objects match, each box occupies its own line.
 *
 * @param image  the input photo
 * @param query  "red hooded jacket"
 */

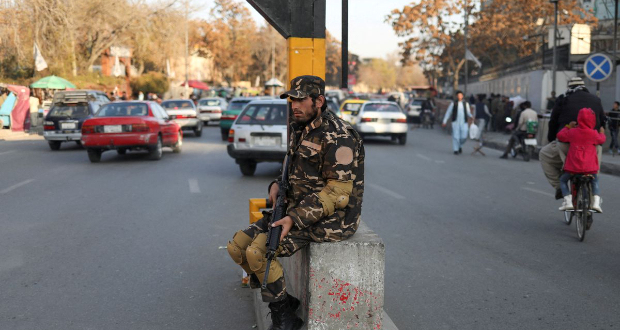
xmin=557 ymin=108 xmax=606 ymax=174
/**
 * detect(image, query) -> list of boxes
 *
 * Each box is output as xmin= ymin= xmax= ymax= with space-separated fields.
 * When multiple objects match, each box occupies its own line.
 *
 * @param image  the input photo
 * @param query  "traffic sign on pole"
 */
xmin=583 ymin=53 xmax=613 ymax=82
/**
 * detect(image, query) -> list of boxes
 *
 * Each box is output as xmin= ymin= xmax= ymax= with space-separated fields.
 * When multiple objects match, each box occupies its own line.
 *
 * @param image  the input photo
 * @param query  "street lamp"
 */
xmin=550 ymin=0 xmax=559 ymax=95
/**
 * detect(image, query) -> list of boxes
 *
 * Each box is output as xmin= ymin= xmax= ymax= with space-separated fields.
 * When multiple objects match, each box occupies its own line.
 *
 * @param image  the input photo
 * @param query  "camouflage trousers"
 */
xmin=241 ymin=212 xmax=313 ymax=302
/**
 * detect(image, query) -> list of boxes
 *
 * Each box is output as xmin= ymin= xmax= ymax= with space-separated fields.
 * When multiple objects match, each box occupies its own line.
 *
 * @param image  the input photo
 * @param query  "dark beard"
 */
xmin=294 ymin=105 xmax=320 ymax=127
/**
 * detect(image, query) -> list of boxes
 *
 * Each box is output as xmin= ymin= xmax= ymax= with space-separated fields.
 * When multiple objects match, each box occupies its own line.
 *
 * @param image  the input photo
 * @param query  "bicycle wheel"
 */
xmin=563 ymin=210 xmax=573 ymax=225
xmin=576 ymin=184 xmax=588 ymax=242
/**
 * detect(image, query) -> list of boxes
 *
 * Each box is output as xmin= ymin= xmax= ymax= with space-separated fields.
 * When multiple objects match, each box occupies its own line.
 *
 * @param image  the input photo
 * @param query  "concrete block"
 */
xmin=254 ymin=221 xmax=395 ymax=330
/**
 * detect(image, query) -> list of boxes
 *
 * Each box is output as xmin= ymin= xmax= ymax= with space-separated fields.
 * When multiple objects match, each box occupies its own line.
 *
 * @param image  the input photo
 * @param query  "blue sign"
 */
xmin=584 ymin=53 xmax=613 ymax=82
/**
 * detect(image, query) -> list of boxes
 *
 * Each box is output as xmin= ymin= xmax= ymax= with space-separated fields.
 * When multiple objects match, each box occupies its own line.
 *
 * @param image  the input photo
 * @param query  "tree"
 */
xmin=325 ymin=31 xmax=342 ymax=87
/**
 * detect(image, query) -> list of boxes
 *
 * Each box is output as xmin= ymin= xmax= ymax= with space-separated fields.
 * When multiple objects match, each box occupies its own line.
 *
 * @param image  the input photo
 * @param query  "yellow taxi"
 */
xmin=339 ymin=99 xmax=367 ymax=124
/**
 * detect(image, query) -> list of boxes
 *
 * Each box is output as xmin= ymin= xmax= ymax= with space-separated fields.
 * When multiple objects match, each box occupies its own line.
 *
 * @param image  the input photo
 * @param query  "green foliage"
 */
xmin=130 ymin=72 xmax=169 ymax=95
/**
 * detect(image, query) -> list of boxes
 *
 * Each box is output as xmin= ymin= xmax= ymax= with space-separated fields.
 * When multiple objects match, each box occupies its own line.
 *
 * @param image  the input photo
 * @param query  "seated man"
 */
xmin=500 ymin=101 xmax=537 ymax=159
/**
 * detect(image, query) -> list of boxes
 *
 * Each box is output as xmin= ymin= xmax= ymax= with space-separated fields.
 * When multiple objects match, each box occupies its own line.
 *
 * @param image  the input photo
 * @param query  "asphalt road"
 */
xmin=1 ymin=125 xmax=619 ymax=330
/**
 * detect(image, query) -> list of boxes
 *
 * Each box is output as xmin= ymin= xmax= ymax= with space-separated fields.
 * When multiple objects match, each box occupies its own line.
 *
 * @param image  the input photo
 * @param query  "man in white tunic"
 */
xmin=442 ymin=91 xmax=473 ymax=154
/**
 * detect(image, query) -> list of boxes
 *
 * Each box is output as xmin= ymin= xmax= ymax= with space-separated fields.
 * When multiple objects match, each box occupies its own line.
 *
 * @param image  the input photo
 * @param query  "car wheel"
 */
xmin=87 ymin=149 xmax=102 ymax=163
xmin=117 ymin=148 xmax=127 ymax=155
xmin=221 ymin=128 xmax=229 ymax=141
xmin=48 ymin=141 xmax=61 ymax=150
xmin=239 ymin=161 xmax=257 ymax=176
xmin=148 ymin=136 xmax=163 ymax=160
xmin=173 ymin=131 xmax=182 ymax=153
xmin=75 ymin=141 xmax=82 ymax=147
xmin=398 ymin=134 xmax=407 ymax=145
xmin=391 ymin=135 xmax=398 ymax=142
xmin=194 ymin=123 xmax=203 ymax=137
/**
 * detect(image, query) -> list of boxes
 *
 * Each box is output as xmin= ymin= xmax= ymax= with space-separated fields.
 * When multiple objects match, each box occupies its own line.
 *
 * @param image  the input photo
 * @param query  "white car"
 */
xmin=405 ymin=98 xmax=426 ymax=123
xmin=351 ymin=101 xmax=408 ymax=145
xmin=197 ymin=97 xmax=227 ymax=124
xmin=226 ymin=99 xmax=288 ymax=176
xmin=161 ymin=99 xmax=203 ymax=137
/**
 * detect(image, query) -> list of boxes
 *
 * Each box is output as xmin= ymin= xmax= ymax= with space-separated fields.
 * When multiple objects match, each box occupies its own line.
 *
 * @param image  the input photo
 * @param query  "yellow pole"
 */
xmin=287 ymin=37 xmax=326 ymax=87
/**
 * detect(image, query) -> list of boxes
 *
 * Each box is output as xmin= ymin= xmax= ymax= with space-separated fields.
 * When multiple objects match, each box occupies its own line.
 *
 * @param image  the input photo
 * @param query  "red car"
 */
xmin=81 ymin=101 xmax=182 ymax=163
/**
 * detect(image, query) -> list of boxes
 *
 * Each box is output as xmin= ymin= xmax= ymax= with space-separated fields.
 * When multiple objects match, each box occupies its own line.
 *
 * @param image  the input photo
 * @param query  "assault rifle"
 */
xmin=262 ymin=154 xmax=291 ymax=289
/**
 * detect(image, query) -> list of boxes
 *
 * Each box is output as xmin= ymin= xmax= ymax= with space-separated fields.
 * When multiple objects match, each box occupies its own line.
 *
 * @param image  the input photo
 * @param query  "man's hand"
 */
xmin=271 ymin=216 xmax=293 ymax=241
xmin=600 ymin=126 xmax=605 ymax=134
xmin=442 ymin=123 xmax=447 ymax=128
xmin=268 ymin=183 xmax=279 ymax=208
xmin=568 ymin=121 xmax=577 ymax=128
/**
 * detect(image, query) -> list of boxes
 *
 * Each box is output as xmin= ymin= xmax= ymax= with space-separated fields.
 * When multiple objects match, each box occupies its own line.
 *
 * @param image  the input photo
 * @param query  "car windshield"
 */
xmin=48 ymin=103 xmax=90 ymax=118
xmin=96 ymin=103 xmax=149 ymax=117
xmin=343 ymin=103 xmax=362 ymax=113
xmin=229 ymin=100 xmax=251 ymax=111
xmin=412 ymin=100 xmax=424 ymax=106
xmin=236 ymin=104 xmax=287 ymax=125
xmin=199 ymin=99 xmax=221 ymax=106
xmin=161 ymin=100 xmax=194 ymax=109
xmin=363 ymin=104 xmax=401 ymax=113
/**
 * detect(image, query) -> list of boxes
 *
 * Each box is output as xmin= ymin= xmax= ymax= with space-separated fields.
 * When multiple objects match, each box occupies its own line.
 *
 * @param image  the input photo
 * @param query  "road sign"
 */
xmin=583 ymin=53 xmax=613 ymax=82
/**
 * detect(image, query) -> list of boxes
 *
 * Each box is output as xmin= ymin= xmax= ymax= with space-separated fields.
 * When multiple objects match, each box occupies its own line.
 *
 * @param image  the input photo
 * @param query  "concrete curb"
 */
xmin=482 ymin=137 xmax=620 ymax=177
xmin=253 ymin=289 xmax=398 ymax=330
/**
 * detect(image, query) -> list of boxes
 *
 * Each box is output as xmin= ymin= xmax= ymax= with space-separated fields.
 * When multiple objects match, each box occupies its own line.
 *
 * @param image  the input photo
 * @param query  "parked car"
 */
xmin=405 ymin=98 xmax=426 ymax=124
xmin=197 ymin=97 xmax=227 ymax=124
xmin=43 ymin=90 xmax=110 ymax=150
xmin=81 ymin=101 xmax=182 ymax=162
xmin=160 ymin=99 xmax=203 ymax=137
xmin=350 ymin=101 xmax=408 ymax=145
xmin=339 ymin=99 xmax=367 ymax=123
xmin=325 ymin=89 xmax=346 ymax=104
xmin=227 ymin=99 xmax=288 ymax=176
xmin=220 ymin=96 xmax=271 ymax=141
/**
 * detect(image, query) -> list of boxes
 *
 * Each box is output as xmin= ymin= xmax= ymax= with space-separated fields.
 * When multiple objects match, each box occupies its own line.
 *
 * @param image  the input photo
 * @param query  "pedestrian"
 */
xmin=442 ymin=90 xmax=473 ymax=155
xmin=226 ymin=75 xmax=364 ymax=330
xmin=471 ymin=95 xmax=491 ymax=154
xmin=491 ymin=94 xmax=502 ymax=131
xmin=500 ymin=101 xmax=538 ymax=158
xmin=138 ymin=91 xmax=144 ymax=101
xmin=556 ymin=108 xmax=606 ymax=213
xmin=546 ymin=91 xmax=556 ymax=113
xmin=28 ymin=90 xmax=40 ymax=129
xmin=120 ymin=91 xmax=127 ymax=101
xmin=607 ymin=101 xmax=620 ymax=154
xmin=539 ymin=76 xmax=607 ymax=200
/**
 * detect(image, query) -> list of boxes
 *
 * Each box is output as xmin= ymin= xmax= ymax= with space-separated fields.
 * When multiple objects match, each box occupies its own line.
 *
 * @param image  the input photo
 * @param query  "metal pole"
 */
xmin=184 ymin=0 xmax=189 ymax=99
xmin=342 ymin=0 xmax=348 ymax=90
xmin=464 ymin=0 xmax=468 ymax=97
xmin=614 ymin=0 xmax=618 ymax=67
xmin=552 ymin=0 xmax=558 ymax=95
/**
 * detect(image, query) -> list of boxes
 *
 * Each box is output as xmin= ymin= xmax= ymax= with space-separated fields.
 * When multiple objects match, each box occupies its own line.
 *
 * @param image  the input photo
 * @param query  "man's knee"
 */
xmin=227 ymin=231 xmax=252 ymax=265
xmin=246 ymin=233 xmax=283 ymax=283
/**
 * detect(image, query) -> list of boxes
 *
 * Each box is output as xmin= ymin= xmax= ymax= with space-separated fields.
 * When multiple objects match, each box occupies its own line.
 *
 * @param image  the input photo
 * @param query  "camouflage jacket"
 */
xmin=282 ymin=110 xmax=365 ymax=242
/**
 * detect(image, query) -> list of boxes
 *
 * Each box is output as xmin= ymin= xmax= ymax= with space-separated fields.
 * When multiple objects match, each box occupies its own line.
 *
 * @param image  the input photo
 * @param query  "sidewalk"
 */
xmin=0 ymin=129 xmax=44 ymax=141
xmin=482 ymin=131 xmax=620 ymax=177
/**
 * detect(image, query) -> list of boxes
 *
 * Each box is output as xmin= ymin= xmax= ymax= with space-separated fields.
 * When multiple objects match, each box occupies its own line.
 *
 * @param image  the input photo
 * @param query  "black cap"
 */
xmin=280 ymin=75 xmax=325 ymax=99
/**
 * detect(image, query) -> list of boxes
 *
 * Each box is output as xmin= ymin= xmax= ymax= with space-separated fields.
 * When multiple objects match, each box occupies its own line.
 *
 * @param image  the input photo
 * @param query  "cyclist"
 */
xmin=556 ymin=108 xmax=606 ymax=212
xmin=539 ymin=77 xmax=607 ymax=199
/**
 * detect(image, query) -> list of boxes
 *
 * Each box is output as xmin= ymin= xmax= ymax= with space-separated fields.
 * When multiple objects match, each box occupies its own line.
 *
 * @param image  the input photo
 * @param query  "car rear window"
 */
xmin=199 ymin=99 xmax=221 ymax=106
xmin=228 ymin=100 xmax=251 ymax=111
xmin=343 ymin=103 xmax=362 ymax=113
xmin=363 ymin=104 xmax=402 ymax=113
xmin=411 ymin=100 xmax=424 ymax=106
xmin=161 ymin=100 xmax=194 ymax=109
xmin=96 ymin=103 xmax=149 ymax=117
xmin=236 ymin=104 xmax=287 ymax=125
xmin=48 ymin=103 xmax=90 ymax=118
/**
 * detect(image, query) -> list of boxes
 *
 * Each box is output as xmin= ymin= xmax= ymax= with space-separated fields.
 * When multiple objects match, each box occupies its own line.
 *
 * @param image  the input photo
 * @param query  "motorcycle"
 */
xmin=509 ymin=121 xmax=538 ymax=162
xmin=421 ymin=109 xmax=434 ymax=129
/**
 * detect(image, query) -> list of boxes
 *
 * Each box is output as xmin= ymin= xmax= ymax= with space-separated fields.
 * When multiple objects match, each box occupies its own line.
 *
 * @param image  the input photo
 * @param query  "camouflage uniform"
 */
xmin=230 ymin=76 xmax=365 ymax=303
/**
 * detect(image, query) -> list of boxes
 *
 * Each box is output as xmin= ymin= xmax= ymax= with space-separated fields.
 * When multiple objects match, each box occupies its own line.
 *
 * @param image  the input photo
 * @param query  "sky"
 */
xmin=194 ymin=0 xmax=410 ymax=59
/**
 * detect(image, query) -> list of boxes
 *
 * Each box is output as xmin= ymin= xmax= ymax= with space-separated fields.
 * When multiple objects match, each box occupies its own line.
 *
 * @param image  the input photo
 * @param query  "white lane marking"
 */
xmin=188 ymin=179 xmax=201 ymax=193
xmin=435 ymin=160 xmax=445 ymax=164
xmin=0 ymin=179 xmax=35 ymax=194
xmin=522 ymin=187 xmax=555 ymax=198
xmin=368 ymin=183 xmax=406 ymax=200
xmin=0 ymin=150 xmax=15 ymax=156
xmin=416 ymin=153 xmax=432 ymax=161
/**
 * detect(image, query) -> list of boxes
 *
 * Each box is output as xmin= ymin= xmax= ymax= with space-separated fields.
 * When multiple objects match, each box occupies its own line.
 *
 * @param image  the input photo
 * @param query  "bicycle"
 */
xmin=563 ymin=174 xmax=595 ymax=242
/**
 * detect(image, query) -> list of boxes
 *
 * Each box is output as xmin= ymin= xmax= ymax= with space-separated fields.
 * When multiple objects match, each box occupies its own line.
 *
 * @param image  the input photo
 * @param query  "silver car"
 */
xmin=197 ymin=97 xmax=227 ymax=124
xmin=226 ymin=99 xmax=288 ymax=176
xmin=161 ymin=99 xmax=203 ymax=137
xmin=350 ymin=101 xmax=408 ymax=145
